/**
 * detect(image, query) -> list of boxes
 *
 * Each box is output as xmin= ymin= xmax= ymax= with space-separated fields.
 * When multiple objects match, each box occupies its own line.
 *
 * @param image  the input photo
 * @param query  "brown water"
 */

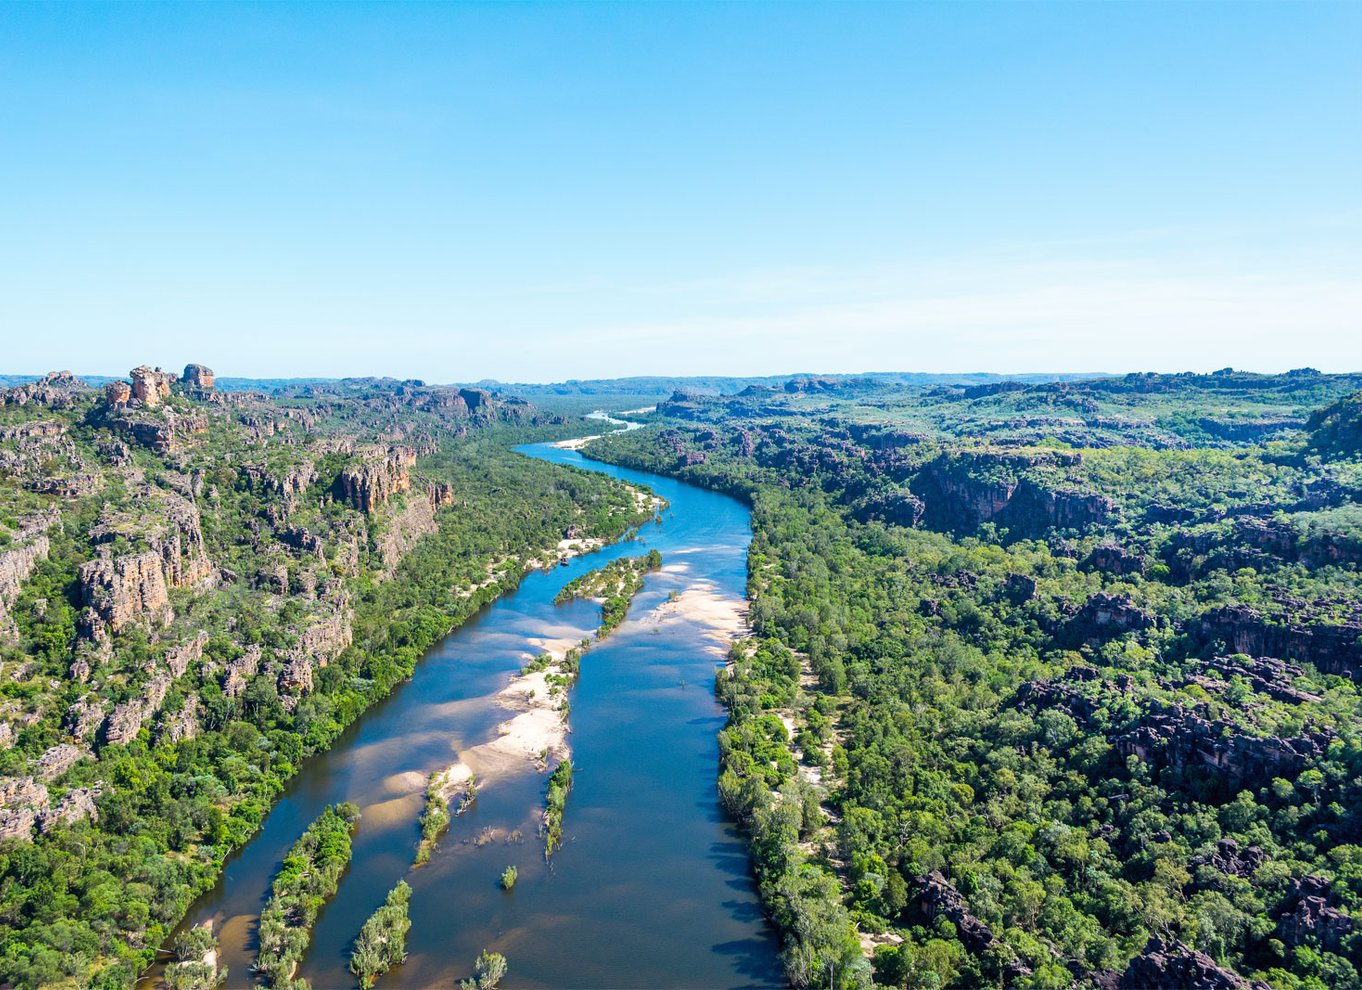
xmin=156 ymin=439 xmax=783 ymax=989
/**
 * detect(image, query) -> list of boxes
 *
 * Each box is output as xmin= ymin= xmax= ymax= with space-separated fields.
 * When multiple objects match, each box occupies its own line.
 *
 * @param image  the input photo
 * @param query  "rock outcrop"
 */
xmin=34 ymin=743 xmax=90 ymax=781
xmin=2 ymin=371 xmax=88 ymax=409
xmin=158 ymin=695 xmax=200 ymax=744
xmin=914 ymin=450 xmax=1114 ymax=538
xmin=222 ymin=644 xmax=261 ymax=698
xmin=181 ymin=364 xmax=215 ymax=390
xmin=1016 ymin=663 xmax=1330 ymax=792
xmin=1194 ymin=604 xmax=1362 ymax=678
xmin=79 ymin=551 xmax=173 ymax=633
xmin=242 ymin=460 xmax=317 ymax=499
xmin=1116 ymin=937 xmax=1269 ymax=989
xmin=914 ymin=872 xmax=1030 ymax=981
xmin=130 ymin=366 xmax=175 ymax=408
xmin=276 ymin=586 xmax=353 ymax=700
xmin=104 ymin=380 xmax=132 ymax=408
xmin=1063 ymin=592 xmax=1155 ymax=644
xmin=1191 ymin=838 xmax=1265 ymax=881
xmin=102 ymin=672 xmax=172 ymax=745
xmin=0 ymin=510 xmax=60 ymax=643
xmin=79 ymin=492 xmax=215 ymax=633
xmin=337 ymin=446 xmax=416 ymax=513
xmin=109 ymin=407 xmax=209 ymax=454
xmin=1276 ymin=876 xmax=1353 ymax=951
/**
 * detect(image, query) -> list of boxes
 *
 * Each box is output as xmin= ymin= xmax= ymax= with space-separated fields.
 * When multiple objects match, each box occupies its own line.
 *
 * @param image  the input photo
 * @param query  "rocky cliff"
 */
xmin=337 ymin=445 xmax=416 ymax=513
xmin=915 ymin=450 xmax=1115 ymax=537
xmin=79 ymin=490 xmax=215 ymax=633
xmin=0 ymin=511 xmax=60 ymax=643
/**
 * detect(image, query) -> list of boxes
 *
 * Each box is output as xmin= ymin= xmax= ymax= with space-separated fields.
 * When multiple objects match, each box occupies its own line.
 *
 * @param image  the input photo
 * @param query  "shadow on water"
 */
xmin=146 ymin=433 xmax=783 ymax=990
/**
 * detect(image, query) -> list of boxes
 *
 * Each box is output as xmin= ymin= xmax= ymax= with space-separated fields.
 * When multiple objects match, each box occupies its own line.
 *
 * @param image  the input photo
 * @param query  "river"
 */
xmin=161 ymin=426 xmax=784 ymax=989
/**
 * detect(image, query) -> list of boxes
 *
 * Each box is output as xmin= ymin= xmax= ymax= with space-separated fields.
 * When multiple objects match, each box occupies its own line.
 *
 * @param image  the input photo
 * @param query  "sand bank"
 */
xmin=641 ymin=580 xmax=749 ymax=655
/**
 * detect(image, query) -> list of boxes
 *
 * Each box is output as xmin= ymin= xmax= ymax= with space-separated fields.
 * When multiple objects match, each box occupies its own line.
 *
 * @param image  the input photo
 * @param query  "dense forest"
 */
xmin=586 ymin=369 xmax=1362 ymax=990
xmin=0 ymin=367 xmax=651 ymax=988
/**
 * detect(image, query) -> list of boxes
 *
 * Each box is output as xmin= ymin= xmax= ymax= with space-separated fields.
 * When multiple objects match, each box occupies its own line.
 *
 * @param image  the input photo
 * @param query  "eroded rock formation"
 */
xmin=79 ymin=491 xmax=214 ymax=632
xmin=181 ymin=363 xmax=215 ymax=390
xmin=337 ymin=445 xmax=416 ymax=513
xmin=130 ymin=366 xmax=175 ymax=408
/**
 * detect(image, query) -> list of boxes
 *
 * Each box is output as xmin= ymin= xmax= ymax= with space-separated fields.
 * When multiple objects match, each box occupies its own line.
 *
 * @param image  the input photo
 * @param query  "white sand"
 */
xmin=642 ymin=581 xmax=749 ymax=654
xmin=549 ymin=435 xmax=601 ymax=451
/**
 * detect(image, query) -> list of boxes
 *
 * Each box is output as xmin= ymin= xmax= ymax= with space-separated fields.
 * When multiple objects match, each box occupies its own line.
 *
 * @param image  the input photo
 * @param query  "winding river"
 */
xmin=163 ymin=426 xmax=784 ymax=988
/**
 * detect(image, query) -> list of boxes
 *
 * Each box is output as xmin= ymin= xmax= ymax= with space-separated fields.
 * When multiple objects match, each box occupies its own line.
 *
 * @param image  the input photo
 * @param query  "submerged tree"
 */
xmin=458 ymin=950 xmax=508 ymax=990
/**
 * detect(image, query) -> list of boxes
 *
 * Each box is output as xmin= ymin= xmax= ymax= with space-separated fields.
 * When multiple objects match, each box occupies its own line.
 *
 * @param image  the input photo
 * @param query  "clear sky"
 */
xmin=1 ymin=2 xmax=1359 ymax=381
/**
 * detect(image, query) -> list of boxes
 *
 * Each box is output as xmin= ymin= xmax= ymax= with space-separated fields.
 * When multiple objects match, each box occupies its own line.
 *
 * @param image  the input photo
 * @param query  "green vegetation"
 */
xmin=541 ymin=759 xmax=574 ymax=857
xmin=348 ymin=880 xmax=411 ymax=990
xmin=256 ymin=803 xmax=360 ymax=987
xmin=499 ymin=865 xmax=517 ymax=890
xmin=554 ymin=550 xmax=663 ymax=637
xmin=587 ymin=376 xmax=1362 ymax=989
xmin=0 ymin=373 xmax=654 ymax=988
xmin=414 ymin=773 xmax=451 ymax=868
xmin=458 ymin=949 xmax=507 ymax=990
xmin=161 ymin=927 xmax=222 ymax=990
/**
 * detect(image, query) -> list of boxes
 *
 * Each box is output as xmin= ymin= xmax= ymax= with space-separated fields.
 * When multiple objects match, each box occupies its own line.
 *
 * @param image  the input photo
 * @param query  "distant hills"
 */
xmin=465 ymin=371 xmax=1114 ymax=397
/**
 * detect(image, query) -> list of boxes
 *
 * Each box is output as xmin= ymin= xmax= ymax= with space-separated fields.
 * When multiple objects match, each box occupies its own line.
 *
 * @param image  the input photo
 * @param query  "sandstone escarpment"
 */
xmin=1 ymin=371 xmax=88 ymax=409
xmin=337 ymin=445 xmax=416 ymax=513
xmin=109 ymin=407 xmax=210 ymax=454
xmin=222 ymin=644 xmax=262 ymax=698
xmin=1194 ymin=603 xmax=1362 ymax=678
xmin=158 ymin=695 xmax=200 ymax=744
xmin=275 ymin=585 xmax=353 ymax=701
xmin=242 ymin=460 xmax=317 ymax=500
xmin=79 ymin=551 xmax=174 ymax=633
xmin=79 ymin=492 xmax=215 ymax=634
xmin=102 ymin=672 xmax=173 ymax=745
xmin=377 ymin=490 xmax=439 ymax=574
xmin=914 ymin=450 xmax=1114 ymax=538
xmin=0 ymin=510 xmax=60 ymax=643
xmin=0 ymin=777 xmax=48 ymax=841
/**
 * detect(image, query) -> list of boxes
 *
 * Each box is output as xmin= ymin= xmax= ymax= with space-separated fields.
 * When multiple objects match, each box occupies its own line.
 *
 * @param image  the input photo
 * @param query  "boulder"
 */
xmin=104 ymin=380 xmax=132 ymax=408
xmin=1118 ymin=937 xmax=1269 ymax=989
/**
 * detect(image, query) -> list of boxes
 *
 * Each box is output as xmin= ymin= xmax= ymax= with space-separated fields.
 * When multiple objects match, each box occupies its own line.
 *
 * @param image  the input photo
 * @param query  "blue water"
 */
xmin=161 ymin=437 xmax=783 ymax=989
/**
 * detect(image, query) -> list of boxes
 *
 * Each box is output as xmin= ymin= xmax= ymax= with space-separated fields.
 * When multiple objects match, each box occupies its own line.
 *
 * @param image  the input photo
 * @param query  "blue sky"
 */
xmin=1 ymin=2 xmax=1358 ymax=381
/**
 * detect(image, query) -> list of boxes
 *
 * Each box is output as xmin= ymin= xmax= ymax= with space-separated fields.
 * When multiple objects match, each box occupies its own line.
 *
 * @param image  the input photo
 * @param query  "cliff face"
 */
xmin=1306 ymin=389 xmax=1362 ymax=460
xmin=337 ymin=445 xmax=416 ymax=513
xmin=0 ymin=511 xmax=59 ymax=643
xmin=242 ymin=460 xmax=317 ymax=500
xmin=276 ymin=584 xmax=353 ymax=701
xmin=79 ymin=491 xmax=215 ymax=633
xmin=377 ymin=489 xmax=439 ymax=574
xmin=914 ymin=451 xmax=1115 ymax=538
xmin=1195 ymin=604 xmax=1362 ymax=678
xmin=108 ymin=407 xmax=210 ymax=454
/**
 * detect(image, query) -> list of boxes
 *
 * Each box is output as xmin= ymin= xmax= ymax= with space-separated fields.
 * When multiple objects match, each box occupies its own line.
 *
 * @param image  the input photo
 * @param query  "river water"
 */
xmin=165 ymin=432 xmax=784 ymax=988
